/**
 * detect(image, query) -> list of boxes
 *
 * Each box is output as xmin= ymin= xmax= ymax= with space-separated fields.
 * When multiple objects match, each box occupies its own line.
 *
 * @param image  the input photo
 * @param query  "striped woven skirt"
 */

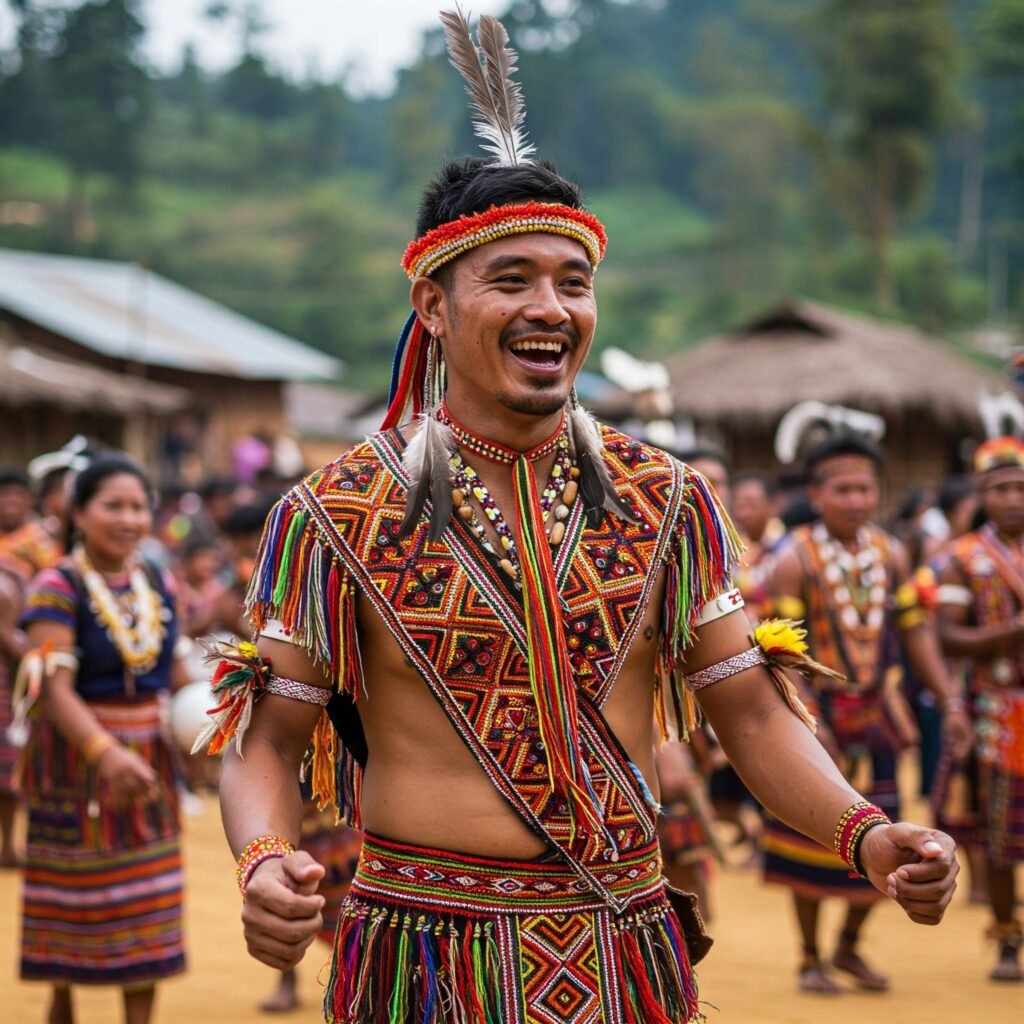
xmin=19 ymin=698 xmax=186 ymax=985
xmin=932 ymin=689 xmax=1024 ymax=866
xmin=0 ymin=660 xmax=18 ymax=792
xmin=323 ymin=832 xmax=703 ymax=1024
xmin=761 ymin=745 xmax=897 ymax=905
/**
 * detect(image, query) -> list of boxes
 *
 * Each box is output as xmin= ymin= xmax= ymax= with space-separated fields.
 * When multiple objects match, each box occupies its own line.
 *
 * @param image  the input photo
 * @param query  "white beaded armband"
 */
xmin=693 ymin=588 xmax=745 ymax=627
xmin=266 ymin=675 xmax=332 ymax=707
xmin=685 ymin=646 xmax=767 ymax=692
xmin=260 ymin=618 xmax=297 ymax=644
xmin=936 ymin=584 xmax=972 ymax=607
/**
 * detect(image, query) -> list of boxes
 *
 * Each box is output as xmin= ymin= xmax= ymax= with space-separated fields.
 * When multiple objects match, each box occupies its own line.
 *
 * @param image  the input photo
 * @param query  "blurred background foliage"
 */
xmin=0 ymin=0 xmax=1021 ymax=386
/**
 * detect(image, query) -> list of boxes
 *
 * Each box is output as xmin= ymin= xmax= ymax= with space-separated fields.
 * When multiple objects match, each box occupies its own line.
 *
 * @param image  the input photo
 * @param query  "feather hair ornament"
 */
xmin=440 ymin=6 xmax=536 ymax=166
xmin=398 ymin=408 xmax=457 ymax=540
xmin=567 ymin=399 xmax=636 ymax=528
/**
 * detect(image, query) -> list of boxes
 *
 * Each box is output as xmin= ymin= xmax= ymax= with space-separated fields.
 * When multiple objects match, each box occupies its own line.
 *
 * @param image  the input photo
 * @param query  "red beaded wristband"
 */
xmin=834 ymin=801 xmax=891 ymax=877
xmin=236 ymin=834 xmax=295 ymax=897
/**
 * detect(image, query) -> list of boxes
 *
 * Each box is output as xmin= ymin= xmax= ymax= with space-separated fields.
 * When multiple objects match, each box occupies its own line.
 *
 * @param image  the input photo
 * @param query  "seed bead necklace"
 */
xmin=441 ymin=402 xmax=580 ymax=580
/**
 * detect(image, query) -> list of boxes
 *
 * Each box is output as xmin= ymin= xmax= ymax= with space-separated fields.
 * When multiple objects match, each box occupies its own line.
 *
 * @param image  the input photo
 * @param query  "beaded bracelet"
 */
xmin=236 ymin=834 xmax=295 ymax=897
xmin=833 ymin=801 xmax=891 ymax=877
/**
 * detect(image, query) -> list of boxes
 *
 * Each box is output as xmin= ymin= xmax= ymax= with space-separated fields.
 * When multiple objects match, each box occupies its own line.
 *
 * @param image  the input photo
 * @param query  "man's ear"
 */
xmin=410 ymin=277 xmax=447 ymax=337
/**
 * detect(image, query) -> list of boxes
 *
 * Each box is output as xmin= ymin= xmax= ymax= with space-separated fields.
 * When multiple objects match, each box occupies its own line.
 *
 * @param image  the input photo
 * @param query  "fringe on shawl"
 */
xmin=245 ymin=494 xmax=364 ymax=826
xmin=322 ymin=898 xmax=702 ymax=1024
xmin=658 ymin=466 xmax=744 ymax=743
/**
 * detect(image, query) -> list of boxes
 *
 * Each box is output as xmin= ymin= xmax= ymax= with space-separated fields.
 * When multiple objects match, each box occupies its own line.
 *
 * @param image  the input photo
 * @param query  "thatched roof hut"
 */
xmin=664 ymin=299 xmax=1007 ymax=492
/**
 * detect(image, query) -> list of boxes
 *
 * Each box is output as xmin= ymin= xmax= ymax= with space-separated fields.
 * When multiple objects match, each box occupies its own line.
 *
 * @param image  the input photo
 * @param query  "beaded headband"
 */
xmin=975 ymin=435 xmax=1024 ymax=475
xmin=383 ymin=9 xmax=608 ymax=432
xmin=402 ymin=200 xmax=607 ymax=281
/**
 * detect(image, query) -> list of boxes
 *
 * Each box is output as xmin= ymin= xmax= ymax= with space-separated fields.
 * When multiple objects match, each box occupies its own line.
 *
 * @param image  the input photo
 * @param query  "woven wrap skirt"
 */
xmin=19 ymin=697 xmax=186 ymax=985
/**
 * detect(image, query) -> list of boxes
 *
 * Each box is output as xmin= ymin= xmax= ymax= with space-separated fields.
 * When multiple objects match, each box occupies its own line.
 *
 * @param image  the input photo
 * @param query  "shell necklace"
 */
xmin=73 ymin=545 xmax=166 ymax=676
xmin=812 ymin=523 xmax=888 ymax=686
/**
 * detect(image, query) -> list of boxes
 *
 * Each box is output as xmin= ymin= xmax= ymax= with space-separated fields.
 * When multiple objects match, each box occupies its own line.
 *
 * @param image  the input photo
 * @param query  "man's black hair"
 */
xmin=223 ymin=502 xmax=273 ymax=537
xmin=937 ymin=475 xmax=974 ymax=516
xmin=0 ymin=468 xmax=31 ymax=490
xmin=201 ymin=477 xmax=237 ymax=500
xmin=415 ymin=157 xmax=584 ymax=239
xmin=805 ymin=433 xmax=882 ymax=479
xmin=677 ymin=447 xmax=728 ymax=469
xmin=733 ymin=471 xmax=779 ymax=497
xmin=181 ymin=536 xmax=219 ymax=560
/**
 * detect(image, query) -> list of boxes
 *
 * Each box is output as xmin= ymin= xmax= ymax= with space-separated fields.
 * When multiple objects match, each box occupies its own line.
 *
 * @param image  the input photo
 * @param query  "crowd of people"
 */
xmin=0 ymin=12 xmax=1019 ymax=1022
xmin=3 ymin=417 xmax=1021 ymax=1021
xmin=0 ymin=445 xmax=358 ymax=1022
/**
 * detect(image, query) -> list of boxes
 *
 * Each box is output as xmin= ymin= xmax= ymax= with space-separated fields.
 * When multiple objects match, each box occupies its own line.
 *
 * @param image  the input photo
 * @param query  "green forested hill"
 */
xmin=0 ymin=0 xmax=1021 ymax=387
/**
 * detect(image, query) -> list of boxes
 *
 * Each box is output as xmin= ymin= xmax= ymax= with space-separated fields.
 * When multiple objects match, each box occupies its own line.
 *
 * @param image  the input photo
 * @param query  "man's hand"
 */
xmin=941 ymin=708 xmax=973 ymax=763
xmin=241 ymin=851 xmax=326 ymax=970
xmin=859 ymin=823 xmax=959 ymax=925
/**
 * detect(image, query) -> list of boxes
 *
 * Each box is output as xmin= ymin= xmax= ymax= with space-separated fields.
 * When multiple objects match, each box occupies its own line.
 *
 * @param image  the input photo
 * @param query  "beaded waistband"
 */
xmin=351 ymin=832 xmax=664 ymax=916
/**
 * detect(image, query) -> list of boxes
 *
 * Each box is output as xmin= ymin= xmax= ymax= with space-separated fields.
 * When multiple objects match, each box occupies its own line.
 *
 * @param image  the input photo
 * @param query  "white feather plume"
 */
xmin=400 ymin=411 xmax=456 ymax=540
xmin=441 ymin=6 xmax=536 ymax=166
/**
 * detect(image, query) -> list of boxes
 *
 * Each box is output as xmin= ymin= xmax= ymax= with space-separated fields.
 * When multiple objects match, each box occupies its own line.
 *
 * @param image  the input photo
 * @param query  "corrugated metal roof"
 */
xmin=1 ymin=332 xmax=190 ymax=414
xmin=0 ymin=248 xmax=340 ymax=381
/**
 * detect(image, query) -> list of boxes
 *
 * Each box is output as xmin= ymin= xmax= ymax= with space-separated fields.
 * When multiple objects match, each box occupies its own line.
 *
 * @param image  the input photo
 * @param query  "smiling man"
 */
xmin=208 ymin=11 xmax=961 ymax=1023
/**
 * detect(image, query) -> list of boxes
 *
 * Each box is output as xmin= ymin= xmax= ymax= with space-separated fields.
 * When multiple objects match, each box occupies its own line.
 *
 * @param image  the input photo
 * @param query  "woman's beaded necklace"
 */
xmin=73 ymin=545 xmax=166 ymax=676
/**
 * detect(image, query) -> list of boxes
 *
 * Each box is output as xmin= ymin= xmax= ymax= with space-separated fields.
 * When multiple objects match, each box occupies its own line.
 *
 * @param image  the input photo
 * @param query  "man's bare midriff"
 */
xmin=356 ymin=569 xmax=667 ymax=860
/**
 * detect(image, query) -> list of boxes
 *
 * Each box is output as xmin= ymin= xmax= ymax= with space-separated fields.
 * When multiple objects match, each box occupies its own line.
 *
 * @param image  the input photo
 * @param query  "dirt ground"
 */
xmin=3 ymin=785 xmax=1022 ymax=1024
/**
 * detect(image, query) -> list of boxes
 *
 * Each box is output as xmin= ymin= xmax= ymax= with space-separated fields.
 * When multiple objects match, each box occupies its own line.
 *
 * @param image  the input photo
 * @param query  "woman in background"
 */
xmin=18 ymin=455 xmax=186 ymax=1024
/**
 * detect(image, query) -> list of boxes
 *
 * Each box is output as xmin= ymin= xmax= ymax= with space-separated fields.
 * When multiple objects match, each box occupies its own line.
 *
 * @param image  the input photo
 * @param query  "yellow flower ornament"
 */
xmin=754 ymin=618 xmax=810 ymax=657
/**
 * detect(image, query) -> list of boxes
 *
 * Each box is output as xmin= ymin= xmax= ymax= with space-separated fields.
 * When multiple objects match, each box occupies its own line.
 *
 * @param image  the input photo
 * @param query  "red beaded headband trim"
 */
xmin=402 ymin=201 xmax=607 ymax=280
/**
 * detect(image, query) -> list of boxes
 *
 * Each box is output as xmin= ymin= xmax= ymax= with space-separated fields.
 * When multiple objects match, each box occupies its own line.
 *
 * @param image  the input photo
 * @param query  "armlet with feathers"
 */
xmin=193 ymin=490 xmax=364 ymax=825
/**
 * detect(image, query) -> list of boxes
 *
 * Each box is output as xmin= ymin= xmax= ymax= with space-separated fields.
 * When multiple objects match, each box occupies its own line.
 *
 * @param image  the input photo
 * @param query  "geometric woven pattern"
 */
xmin=324 ymin=832 xmax=703 ymax=1024
xmin=294 ymin=428 xmax=690 ymax=888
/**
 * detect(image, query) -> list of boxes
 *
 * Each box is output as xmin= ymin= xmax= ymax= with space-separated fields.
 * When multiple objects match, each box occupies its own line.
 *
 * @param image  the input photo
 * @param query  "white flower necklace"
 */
xmin=73 ymin=545 xmax=166 ymax=676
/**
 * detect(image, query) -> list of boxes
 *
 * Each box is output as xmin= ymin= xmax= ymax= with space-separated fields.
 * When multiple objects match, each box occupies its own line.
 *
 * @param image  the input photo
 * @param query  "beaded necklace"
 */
xmin=72 ymin=545 xmax=166 ymax=676
xmin=451 ymin=438 xmax=577 ymax=579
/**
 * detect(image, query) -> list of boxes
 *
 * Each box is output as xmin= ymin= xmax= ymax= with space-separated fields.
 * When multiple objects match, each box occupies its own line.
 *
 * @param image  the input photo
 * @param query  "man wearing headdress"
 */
xmin=205 ymin=12 xmax=960 ymax=1022
xmin=934 ymin=437 xmax=1024 ymax=982
xmin=764 ymin=433 xmax=971 ymax=994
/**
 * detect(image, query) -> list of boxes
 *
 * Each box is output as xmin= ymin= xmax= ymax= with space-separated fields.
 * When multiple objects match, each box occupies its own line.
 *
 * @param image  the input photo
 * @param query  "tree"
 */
xmin=0 ymin=1 xmax=61 ymax=150
xmin=807 ymin=0 xmax=965 ymax=308
xmin=48 ymin=0 xmax=150 ymax=239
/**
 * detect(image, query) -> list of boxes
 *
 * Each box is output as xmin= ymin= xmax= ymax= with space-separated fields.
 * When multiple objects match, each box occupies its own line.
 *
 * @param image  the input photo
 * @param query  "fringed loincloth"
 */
xmin=324 ymin=832 xmax=703 ymax=1024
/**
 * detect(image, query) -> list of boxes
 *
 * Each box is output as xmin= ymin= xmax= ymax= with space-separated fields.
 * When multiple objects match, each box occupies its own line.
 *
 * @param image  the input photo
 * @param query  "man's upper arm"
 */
xmin=256 ymin=633 xmax=333 ymax=690
xmin=936 ymin=558 xmax=971 ymax=629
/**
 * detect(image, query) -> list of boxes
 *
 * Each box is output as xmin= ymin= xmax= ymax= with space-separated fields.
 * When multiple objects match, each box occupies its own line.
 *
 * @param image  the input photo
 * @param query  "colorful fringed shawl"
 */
xmin=246 ymin=426 xmax=740 ymax=905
